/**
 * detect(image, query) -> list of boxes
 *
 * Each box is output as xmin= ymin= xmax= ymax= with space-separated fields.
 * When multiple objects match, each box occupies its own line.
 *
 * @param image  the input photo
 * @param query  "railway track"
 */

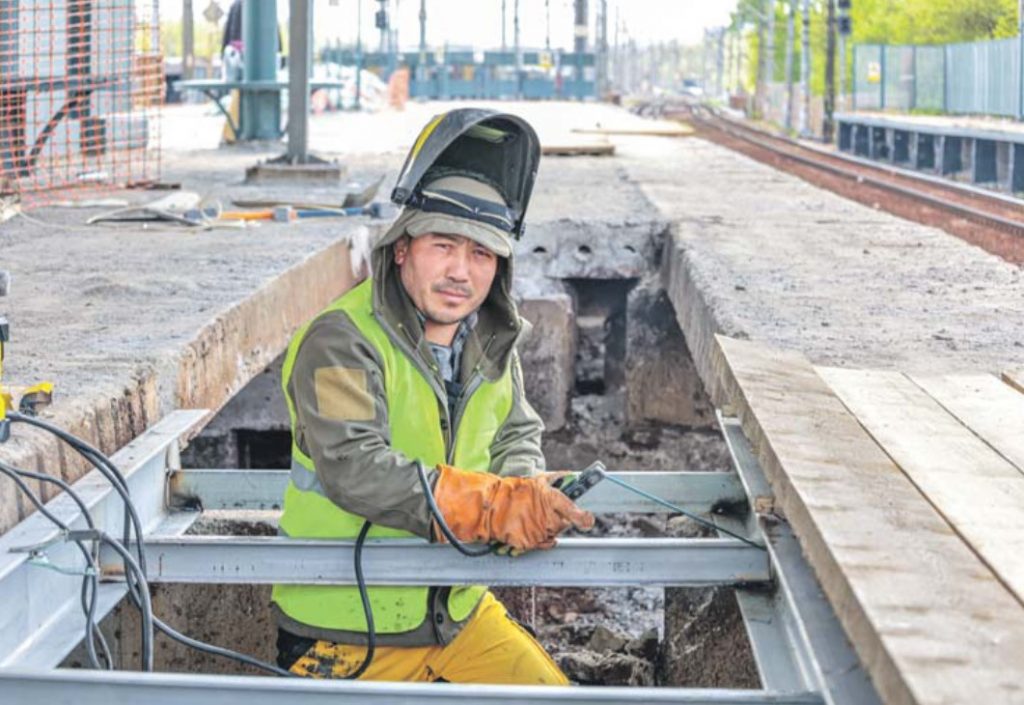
xmin=660 ymin=103 xmax=1024 ymax=264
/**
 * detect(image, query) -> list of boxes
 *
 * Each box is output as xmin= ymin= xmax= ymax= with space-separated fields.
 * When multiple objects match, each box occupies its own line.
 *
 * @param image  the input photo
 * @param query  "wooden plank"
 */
xmin=821 ymin=367 xmax=1024 ymax=606
xmin=1004 ymin=368 xmax=1024 ymax=394
xmin=571 ymin=126 xmax=695 ymax=138
xmin=541 ymin=143 xmax=616 ymax=157
xmin=910 ymin=373 xmax=1024 ymax=474
xmin=713 ymin=336 xmax=1024 ymax=705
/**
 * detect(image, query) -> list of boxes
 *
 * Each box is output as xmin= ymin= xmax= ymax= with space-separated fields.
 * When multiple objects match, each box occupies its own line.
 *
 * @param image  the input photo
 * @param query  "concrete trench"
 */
xmin=63 ymin=218 xmax=759 ymax=688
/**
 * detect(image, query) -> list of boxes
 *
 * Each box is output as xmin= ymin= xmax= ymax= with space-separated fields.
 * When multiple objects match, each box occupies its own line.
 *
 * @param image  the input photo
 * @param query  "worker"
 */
xmin=271 ymin=109 xmax=594 ymax=685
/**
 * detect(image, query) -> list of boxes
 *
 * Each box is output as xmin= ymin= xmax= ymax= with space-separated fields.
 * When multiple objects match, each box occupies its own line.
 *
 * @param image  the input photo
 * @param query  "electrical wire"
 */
xmin=415 ymin=462 xmax=492 ymax=557
xmin=342 ymin=521 xmax=375 ymax=680
xmin=4 ymin=414 xmax=297 ymax=677
xmin=6 ymin=463 xmax=114 ymax=669
xmin=600 ymin=473 xmax=767 ymax=550
xmin=0 ymin=461 xmax=108 ymax=670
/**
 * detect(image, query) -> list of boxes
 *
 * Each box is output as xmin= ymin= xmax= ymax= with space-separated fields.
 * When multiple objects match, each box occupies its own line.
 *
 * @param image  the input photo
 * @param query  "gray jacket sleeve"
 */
xmin=289 ymin=311 xmax=436 ymax=538
xmin=489 ymin=351 xmax=547 ymax=477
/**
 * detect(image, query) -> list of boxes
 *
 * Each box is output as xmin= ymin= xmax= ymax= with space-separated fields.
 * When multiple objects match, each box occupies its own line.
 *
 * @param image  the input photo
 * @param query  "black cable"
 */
xmin=96 ymin=532 xmax=155 ymax=671
xmin=9 ymin=464 xmax=114 ymax=669
xmin=415 ymin=462 xmax=492 ymax=557
xmin=0 ymin=462 xmax=109 ymax=670
xmin=7 ymin=413 xmax=296 ymax=677
xmin=8 ymin=413 xmax=148 ymax=577
xmin=343 ymin=520 xmax=375 ymax=680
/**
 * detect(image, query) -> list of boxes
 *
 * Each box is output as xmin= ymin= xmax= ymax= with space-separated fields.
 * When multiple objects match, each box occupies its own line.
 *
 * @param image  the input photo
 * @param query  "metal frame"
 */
xmin=0 ymin=410 xmax=880 ymax=704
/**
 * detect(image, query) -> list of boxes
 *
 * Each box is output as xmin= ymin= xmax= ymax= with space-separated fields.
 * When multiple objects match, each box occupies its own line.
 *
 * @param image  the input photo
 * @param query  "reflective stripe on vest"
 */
xmin=289 ymin=458 xmax=323 ymax=494
xmin=272 ymin=279 xmax=515 ymax=636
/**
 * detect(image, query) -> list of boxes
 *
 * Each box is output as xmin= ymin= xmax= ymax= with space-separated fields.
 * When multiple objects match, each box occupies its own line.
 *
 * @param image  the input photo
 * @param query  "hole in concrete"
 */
xmin=624 ymin=244 xmax=637 ymax=254
xmin=235 ymin=429 xmax=291 ymax=469
xmin=566 ymin=278 xmax=632 ymax=398
xmin=532 ymin=246 xmax=549 ymax=254
xmin=577 ymin=244 xmax=592 ymax=256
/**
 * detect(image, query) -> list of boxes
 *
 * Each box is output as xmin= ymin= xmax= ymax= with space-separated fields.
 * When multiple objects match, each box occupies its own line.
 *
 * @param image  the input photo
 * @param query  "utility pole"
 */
xmin=784 ymin=0 xmax=795 ymax=130
xmin=545 ymin=0 xmax=551 ymax=51
xmin=574 ymin=0 xmax=587 ymax=98
xmin=765 ymin=0 xmax=775 ymax=111
xmin=755 ymin=8 xmax=766 ymax=116
xmin=182 ymin=0 xmax=194 ymax=79
xmin=798 ymin=0 xmax=810 ymax=136
xmin=418 ymin=0 xmax=426 ymax=100
xmin=824 ymin=0 xmax=837 ymax=142
xmin=598 ymin=0 xmax=608 ymax=98
xmin=716 ymin=29 xmax=725 ymax=99
xmin=514 ymin=0 xmax=522 ymax=98
xmin=378 ymin=0 xmax=388 ymax=53
xmin=501 ymin=0 xmax=507 ymax=51
xmin=702 ymin=28 xmax=709 ymax=95
xmin=613 ymin=4 xmax=619 ymax=91
xmin=1019 ymin=0 xmax=1024 ymax=119
xmin=356 ymin=0 xmax=363 ymax=109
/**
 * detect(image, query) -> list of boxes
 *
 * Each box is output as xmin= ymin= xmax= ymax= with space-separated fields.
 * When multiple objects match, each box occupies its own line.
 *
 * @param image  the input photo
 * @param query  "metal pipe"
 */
xmin=285 ymin=0 xmax=310 ymax=162
xmin=241 ymin=0 xmax=280 ymax=140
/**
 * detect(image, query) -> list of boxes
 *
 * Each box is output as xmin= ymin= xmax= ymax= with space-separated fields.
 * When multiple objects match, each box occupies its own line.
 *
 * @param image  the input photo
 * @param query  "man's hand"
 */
xmin=432 ymin=465 xmax=595 ymax=553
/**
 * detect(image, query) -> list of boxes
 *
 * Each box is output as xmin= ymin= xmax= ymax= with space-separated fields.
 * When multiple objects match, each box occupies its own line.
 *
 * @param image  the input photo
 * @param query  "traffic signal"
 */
xmin=375 ymin=9 xmax=388 ymax=29
xmin=837 ymin=0 xmax=851 ymax=9
xmin=838 ymin=16 xmax=852 ymax=35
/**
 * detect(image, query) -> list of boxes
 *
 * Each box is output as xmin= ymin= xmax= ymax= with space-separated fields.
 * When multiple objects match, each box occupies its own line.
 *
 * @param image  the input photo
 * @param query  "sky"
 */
xmin=172 ymin=1 xmax=736 ymax=50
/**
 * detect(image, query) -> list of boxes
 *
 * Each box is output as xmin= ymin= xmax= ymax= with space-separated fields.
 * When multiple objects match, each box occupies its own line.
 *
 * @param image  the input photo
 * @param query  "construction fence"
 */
xmin=854 ymin=39 xmax=1022 ymax=118
xmin=0 ymin=0 xmax=163 ymax=205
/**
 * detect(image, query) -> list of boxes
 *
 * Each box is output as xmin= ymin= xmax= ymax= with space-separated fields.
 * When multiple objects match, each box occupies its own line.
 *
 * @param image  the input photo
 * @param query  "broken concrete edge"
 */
xmin=661 ymin=228 xmax=750 ymax=411
xmin=0 ymin=229 xmax=379 ymax=535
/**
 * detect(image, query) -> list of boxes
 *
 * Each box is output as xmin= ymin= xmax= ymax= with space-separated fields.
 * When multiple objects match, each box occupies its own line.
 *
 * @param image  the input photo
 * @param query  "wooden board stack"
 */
xmin=713 ymin=335 xmax=1024 ymax=705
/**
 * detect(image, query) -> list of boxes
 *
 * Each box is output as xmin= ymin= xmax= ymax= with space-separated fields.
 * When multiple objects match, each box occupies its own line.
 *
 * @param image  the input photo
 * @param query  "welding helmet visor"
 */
xmin=390 ymin=108 xmax=541 ymax=239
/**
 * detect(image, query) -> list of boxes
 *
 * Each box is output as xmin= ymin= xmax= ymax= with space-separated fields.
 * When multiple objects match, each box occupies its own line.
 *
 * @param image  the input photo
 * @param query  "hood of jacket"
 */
xmin=368 ymin=207 xmax=525 ymax=382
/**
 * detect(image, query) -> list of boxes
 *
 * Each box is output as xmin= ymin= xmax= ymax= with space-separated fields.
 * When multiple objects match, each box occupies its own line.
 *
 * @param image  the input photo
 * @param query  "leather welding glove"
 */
xmin=431 ymin=464 xmax=595 ymax=552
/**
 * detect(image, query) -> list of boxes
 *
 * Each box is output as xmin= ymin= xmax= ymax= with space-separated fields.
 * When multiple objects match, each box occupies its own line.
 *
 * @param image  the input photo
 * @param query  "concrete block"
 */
xmin=517 ymin=290 xmax=575 ymax=433
xmin=627 ymin=277 xmax=715 ymax=430
xmin=516 ymin=219 xmax=668 ymax=281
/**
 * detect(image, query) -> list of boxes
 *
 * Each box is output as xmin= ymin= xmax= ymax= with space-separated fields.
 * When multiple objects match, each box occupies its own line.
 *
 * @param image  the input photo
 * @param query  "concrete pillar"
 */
xmin=517 ymin=291 xmax=576 ymax=432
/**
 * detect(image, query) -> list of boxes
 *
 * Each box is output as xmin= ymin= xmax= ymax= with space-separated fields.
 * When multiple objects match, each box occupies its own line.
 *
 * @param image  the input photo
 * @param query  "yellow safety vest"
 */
xmin=272 ymin=279 xmax=514 ymax=634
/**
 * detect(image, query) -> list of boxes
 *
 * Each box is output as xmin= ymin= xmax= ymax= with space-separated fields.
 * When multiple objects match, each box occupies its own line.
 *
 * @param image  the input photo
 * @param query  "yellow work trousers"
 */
xmin=289 ymin=592 xmax=569 ymax=685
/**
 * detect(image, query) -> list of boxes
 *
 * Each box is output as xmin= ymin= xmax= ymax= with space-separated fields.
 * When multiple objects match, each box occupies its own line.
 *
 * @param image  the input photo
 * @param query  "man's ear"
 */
xmin=393 ymin=235 xmax=410 ymax=265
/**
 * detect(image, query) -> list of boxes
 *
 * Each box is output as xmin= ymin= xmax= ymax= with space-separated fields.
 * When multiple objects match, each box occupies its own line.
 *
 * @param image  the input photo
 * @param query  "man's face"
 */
xmin=394 ymin=233 xmax=500 ymax=326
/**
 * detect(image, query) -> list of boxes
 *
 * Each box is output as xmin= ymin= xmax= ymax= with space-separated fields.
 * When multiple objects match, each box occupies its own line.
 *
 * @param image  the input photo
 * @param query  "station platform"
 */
xmin=835 ymin=111 xmax=1024 ymax=192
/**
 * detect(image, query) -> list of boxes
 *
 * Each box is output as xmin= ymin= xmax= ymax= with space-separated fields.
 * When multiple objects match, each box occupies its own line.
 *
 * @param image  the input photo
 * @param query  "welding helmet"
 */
xmin=390 ymin=108 xmax=541 ymax=240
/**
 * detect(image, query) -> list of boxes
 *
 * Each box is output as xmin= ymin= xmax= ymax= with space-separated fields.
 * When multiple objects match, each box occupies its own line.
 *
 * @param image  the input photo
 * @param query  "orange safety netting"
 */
xmin=0 ymin=0 xmax=162 ymax=207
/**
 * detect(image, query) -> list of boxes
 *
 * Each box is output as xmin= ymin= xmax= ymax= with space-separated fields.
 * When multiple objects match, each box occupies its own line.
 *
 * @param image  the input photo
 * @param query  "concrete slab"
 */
xmin=617 ymin=135 xmax=1024 ymax=384
xmin=0 ymin=146 xmax=382 ymax=531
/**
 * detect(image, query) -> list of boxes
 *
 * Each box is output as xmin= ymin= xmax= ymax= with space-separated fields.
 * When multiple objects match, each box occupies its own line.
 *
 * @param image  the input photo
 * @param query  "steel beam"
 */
xmin=170 ymin=469 xmax=747 ymax=515
xmin=0 ymin=669 xmax=824 ymax=704
xmin=721 ymin=417 xmax=882 ymax=705
xmin=106 ymin=536 xmax=770 ymax=587
xmin=0 ymin=411 xmax=207 ymax=669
